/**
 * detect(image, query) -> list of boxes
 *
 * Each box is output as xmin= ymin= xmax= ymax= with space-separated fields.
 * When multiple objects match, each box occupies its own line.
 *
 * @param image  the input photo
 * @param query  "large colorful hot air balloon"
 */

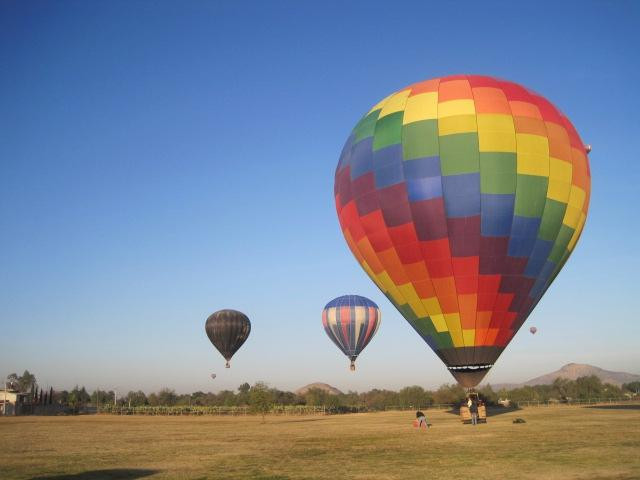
xmin=334 ymin=75 xmax=590 ymax=388
xmin=322 ymin=295 xmax=381 ymax=370
xmin=205 ymin=309 xmax=251 ymax=368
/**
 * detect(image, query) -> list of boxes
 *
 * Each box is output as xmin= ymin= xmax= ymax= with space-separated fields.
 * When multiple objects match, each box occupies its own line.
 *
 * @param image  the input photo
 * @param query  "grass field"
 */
xmin=1 ymin=405 xmax=639 ymax=480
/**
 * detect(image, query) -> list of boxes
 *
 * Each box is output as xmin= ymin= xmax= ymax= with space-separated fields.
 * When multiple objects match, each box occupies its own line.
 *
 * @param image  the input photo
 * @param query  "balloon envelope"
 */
xmin=205 ymin=309 xmax=251 ymax=368
xmin=334 ymin=75 xmax=590 ymax=387
xmin=322 ymin=295 xmax=381 ymax=370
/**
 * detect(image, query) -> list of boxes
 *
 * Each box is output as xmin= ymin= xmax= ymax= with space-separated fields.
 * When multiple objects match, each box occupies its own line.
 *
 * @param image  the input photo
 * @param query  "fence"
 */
xmin=97 ymin=405 xmax=329 ymax=416
xmin=38 ymin=398 xmax=640 ymax=416
xmin=382 ymin=398 xmax=640 ymax=410
xmin=384 ymin=404 xmax=455 ymax=411
xmin=514 ymin=397 xmax=640 ymax=408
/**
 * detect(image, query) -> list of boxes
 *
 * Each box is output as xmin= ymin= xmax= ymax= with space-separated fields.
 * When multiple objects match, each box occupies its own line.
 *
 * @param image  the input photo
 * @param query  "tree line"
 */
xmin=5 ymin=370 xmax=640 ymax=413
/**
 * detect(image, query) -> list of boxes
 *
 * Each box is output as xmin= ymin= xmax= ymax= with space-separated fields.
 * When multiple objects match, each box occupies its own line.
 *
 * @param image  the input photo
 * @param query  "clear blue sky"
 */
xmin=1 ymin=1 xmax=638 ymax=394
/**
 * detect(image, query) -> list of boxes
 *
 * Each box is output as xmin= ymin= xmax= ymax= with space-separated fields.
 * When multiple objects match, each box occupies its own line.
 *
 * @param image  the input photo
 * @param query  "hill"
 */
xmin=295 ymin=383 xmax=343 ymax=396
xmin=522 ymin=363 xmax=640 ymax=387
xmin=491 ymin=363 xmax=640 ymax=390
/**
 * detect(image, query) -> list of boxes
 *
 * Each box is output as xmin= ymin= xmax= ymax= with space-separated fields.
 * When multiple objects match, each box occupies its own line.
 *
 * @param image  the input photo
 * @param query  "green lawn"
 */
xmin=1 ymin=405 xmax=639 ymax=479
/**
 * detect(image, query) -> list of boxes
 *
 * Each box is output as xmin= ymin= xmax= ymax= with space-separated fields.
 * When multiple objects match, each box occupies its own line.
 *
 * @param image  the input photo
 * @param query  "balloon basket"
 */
xmin=225 ymin=361 xmax=230 ymax=368
xmin=350 ymin=361 xmax=355 ymax=371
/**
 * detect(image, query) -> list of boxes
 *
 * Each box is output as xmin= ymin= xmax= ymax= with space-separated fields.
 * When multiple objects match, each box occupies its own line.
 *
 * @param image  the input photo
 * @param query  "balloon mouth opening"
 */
xmin=447 ymin=364 xmax=493 ymax=373
xmin=448 ymin=364 xmax=493 ymax=388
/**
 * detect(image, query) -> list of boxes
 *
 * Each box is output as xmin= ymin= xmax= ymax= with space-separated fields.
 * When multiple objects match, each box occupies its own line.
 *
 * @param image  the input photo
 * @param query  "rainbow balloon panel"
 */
xmin=322 ymin=295 xmax=381 ymax=370
xmin=334 ymin=75 xmax=590 ymax=387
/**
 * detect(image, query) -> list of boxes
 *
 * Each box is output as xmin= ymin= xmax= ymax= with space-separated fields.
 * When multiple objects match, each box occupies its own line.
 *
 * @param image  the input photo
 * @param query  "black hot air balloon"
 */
xmin=205 ymin=309 xmax=251 ymax=368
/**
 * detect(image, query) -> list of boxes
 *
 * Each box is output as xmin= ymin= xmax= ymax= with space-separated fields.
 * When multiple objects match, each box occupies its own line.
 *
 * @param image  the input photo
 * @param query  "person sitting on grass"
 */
xmin=416 ymin=410 xmax=428 ymax=429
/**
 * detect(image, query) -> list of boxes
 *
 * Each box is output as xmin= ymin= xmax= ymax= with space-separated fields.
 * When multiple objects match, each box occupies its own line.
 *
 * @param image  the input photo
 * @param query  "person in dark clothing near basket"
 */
xmin=469 ymin=397 xmax=479 ymax=425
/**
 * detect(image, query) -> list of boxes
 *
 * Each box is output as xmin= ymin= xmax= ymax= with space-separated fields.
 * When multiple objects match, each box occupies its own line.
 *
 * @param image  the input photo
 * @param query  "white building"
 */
xmin=0 ymin=388 xmax=30 ymax=415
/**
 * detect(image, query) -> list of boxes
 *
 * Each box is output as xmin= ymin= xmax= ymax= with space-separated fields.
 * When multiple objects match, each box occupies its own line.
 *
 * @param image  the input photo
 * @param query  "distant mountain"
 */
xmin=295 ymin=383 xmax=343 ymax=396
xmin=490 ymin=363 xmax=640 ymax=390
xmin=522 ymin=363 xmax=640 ymax=387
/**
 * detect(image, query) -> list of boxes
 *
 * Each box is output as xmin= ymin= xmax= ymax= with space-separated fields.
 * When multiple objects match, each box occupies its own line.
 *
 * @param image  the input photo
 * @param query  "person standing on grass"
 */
xmin=469 ymin=397 xmax=478 ymax=426
xmin=416 ymin=410 xmax=428 ymax=429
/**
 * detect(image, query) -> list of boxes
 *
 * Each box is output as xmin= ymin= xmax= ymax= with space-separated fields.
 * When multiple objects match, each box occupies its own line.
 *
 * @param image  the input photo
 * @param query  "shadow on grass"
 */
xmin=30 ymin=469 xmax=159 ymax=480
xmin=584 ymin=404 xmax=640 ymax=410
xmin=443 ymin=406 xmax=522 ymax=417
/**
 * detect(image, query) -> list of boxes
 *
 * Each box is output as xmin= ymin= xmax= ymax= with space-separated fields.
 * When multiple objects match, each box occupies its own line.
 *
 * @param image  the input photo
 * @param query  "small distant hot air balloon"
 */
xmin=530 ymin=326 xmax=537 ymax=335
xmin=210 ymin=373 xmax=217 ymax=380
xmin=205 ymin=309 xmax=251 ymax=368
xmin=334 ymin=75 xmax=591 ymax=388
xmin=322 ymin=295 xmax=381 ymax=370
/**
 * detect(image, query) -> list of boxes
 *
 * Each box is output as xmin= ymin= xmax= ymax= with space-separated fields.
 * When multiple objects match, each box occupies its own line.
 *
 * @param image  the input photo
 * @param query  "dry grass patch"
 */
xmin=0 ymin=406 xmax=639 ymax=479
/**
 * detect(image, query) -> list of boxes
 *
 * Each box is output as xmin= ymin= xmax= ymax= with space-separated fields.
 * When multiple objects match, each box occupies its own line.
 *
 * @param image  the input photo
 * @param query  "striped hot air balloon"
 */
xmin=322 ymin=295 xmax=381 ymax=370
xmin=334 ymin=75 xmax=590 ymax=387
